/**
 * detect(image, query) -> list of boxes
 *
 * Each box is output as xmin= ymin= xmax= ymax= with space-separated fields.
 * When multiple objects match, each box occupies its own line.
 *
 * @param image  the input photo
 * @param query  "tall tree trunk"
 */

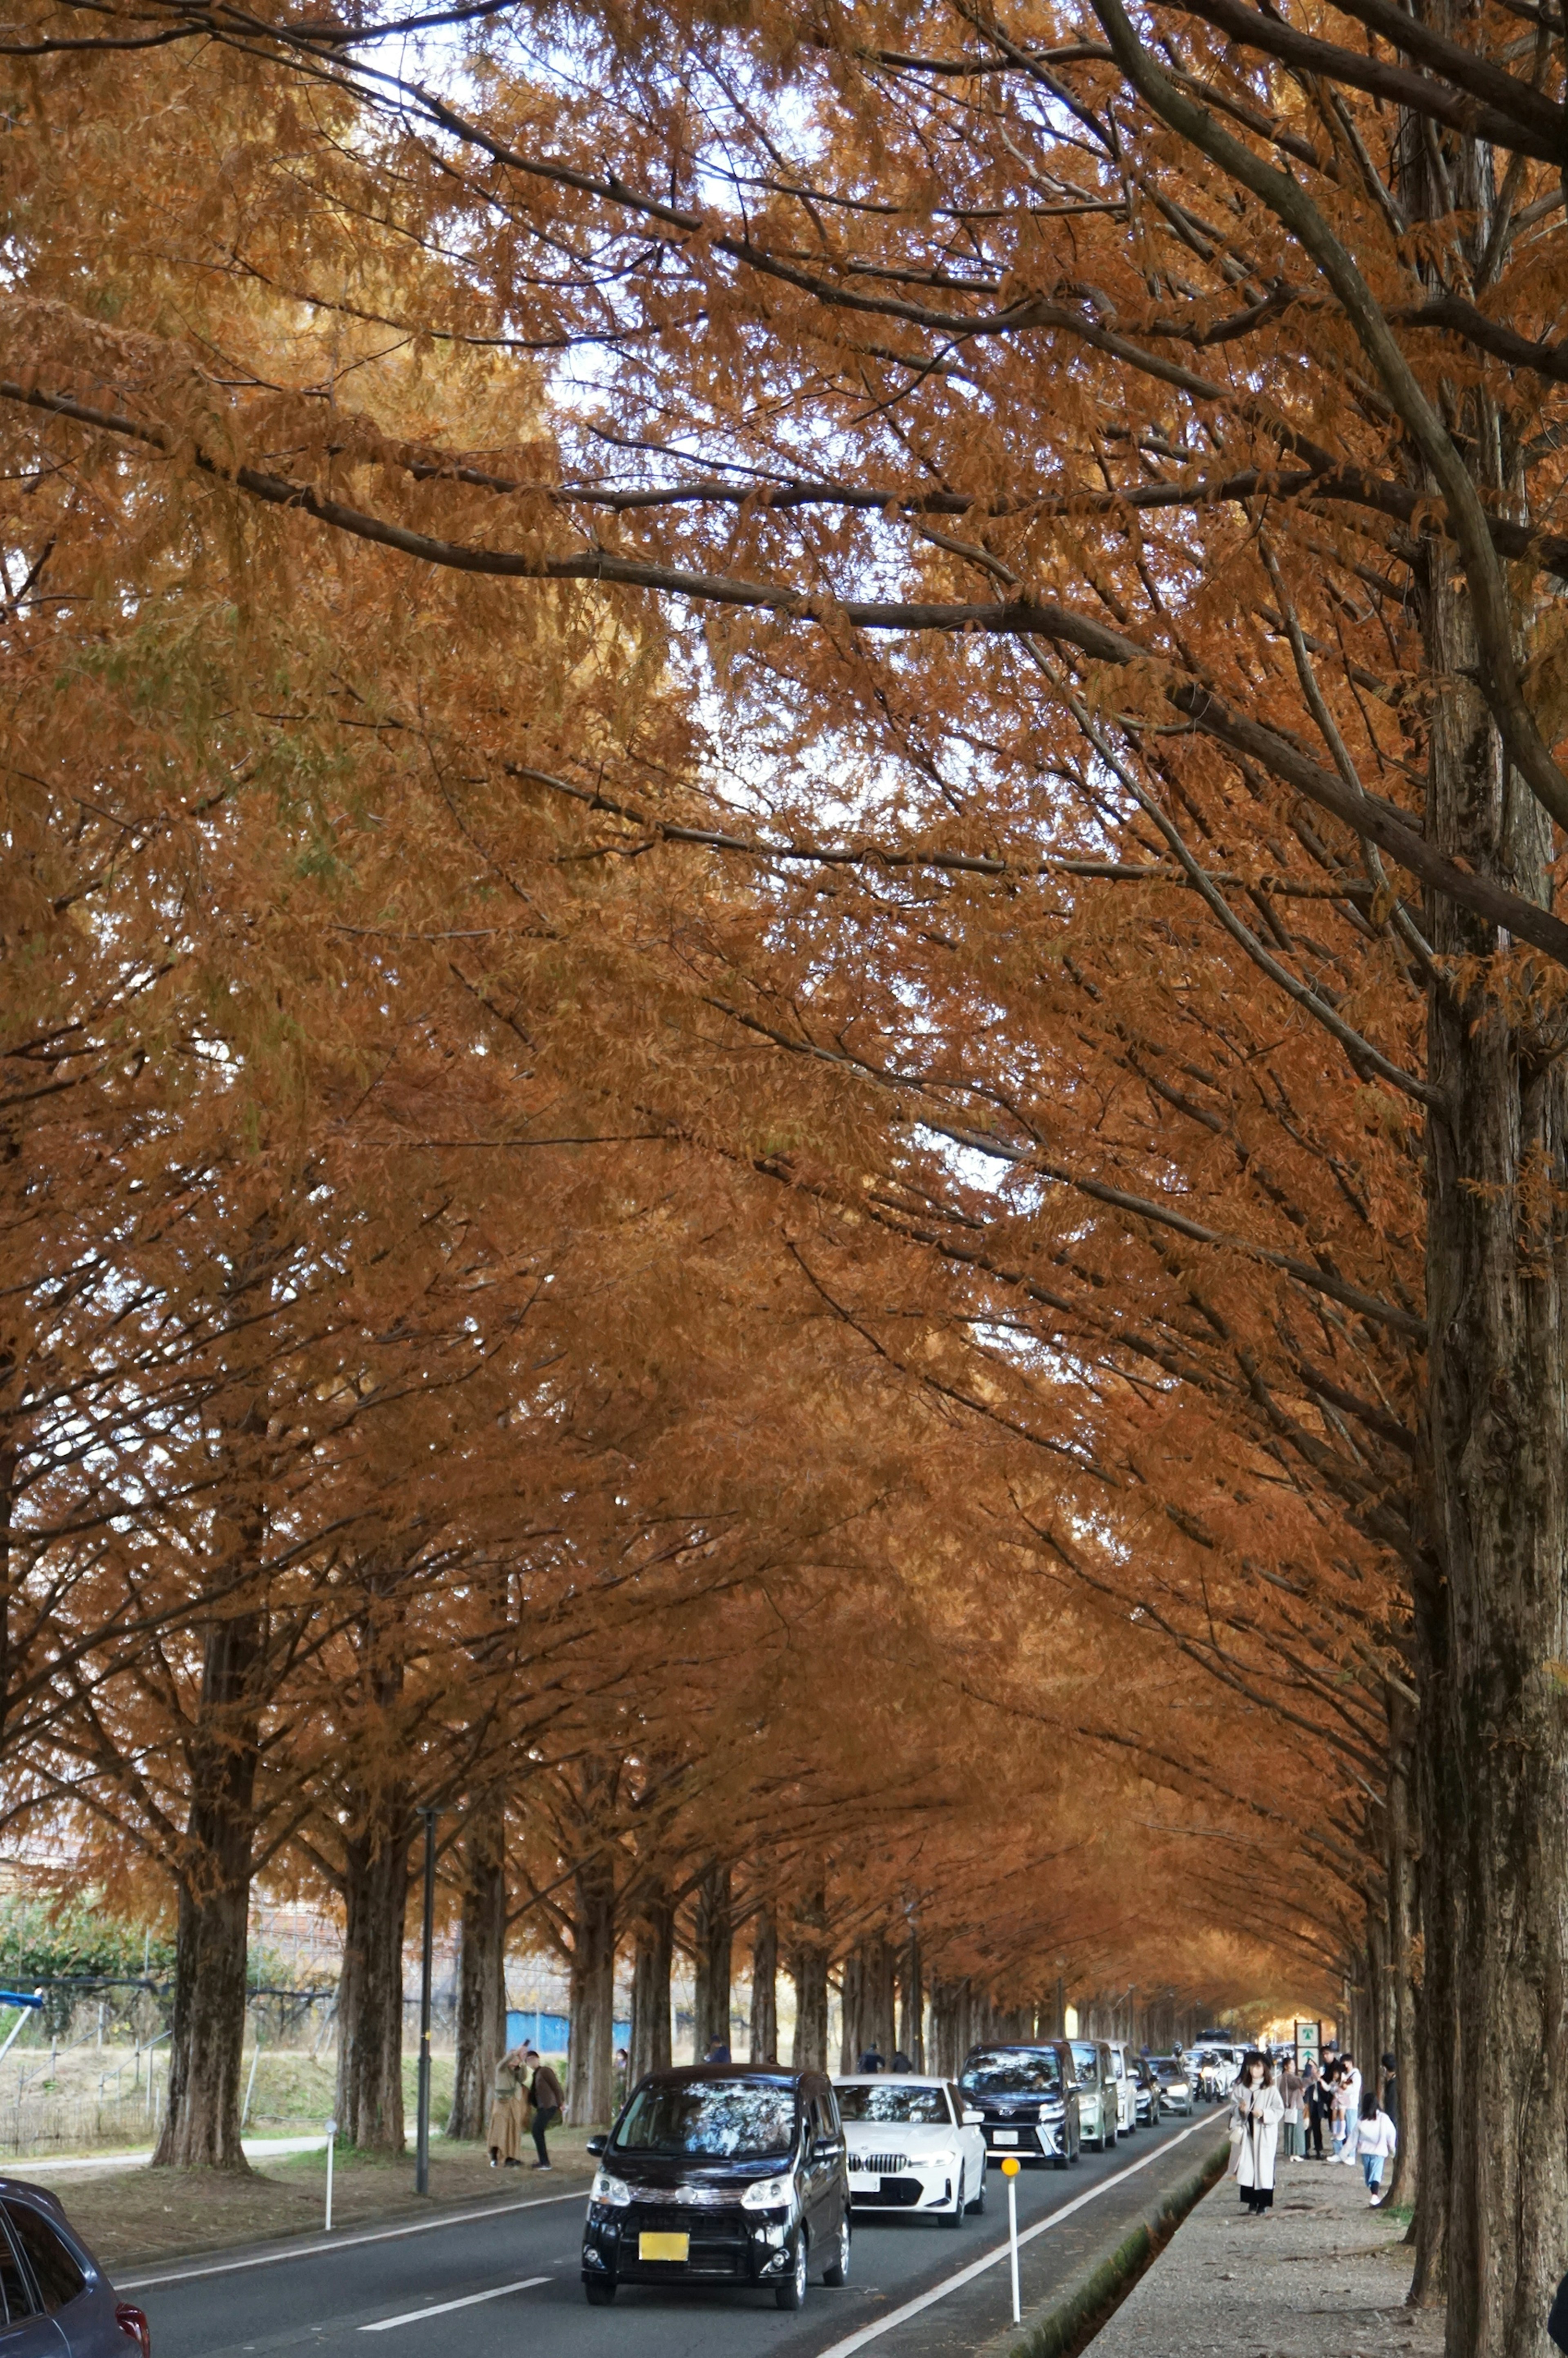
xmin=446 ymin=1797 xmax=507 ymax=2142
xmin=788 ymin=1883 xmax=829 ymax=2072
xmin=629 ymin=1893 xmax=673 ymax=2083
xmin=567 ymin=1850 xmax=616 ymax=2127
xmin=749 ymin=1900 xmax=778 ymax=2064
xmin=1417 ymin=490 xmax=1568 ymax=2354
xmin=334 ymin=1813 xmax=413 ymax=2153
xmin=1383 ymin=1706 xmax=1421 ymax=2216
xmin=154 ymin=1615 xmax=261 ymax=2169
xmin=898 ymin=1928 xmax=923 ymax=2068
xmin=692 ymin=1859 xmax=732 ymax=2055
xmin=838 ymin=1945 xmax=863 ymax=2074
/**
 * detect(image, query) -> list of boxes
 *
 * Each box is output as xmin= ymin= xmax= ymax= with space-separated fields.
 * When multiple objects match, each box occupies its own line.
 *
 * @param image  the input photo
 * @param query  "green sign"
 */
xmin=1295 ymin=2019 xmax=1320 ymax=2058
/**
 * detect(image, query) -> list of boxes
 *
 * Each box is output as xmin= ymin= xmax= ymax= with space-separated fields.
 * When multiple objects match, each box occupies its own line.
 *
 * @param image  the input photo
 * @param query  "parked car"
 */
xmin=958 ymin=2042 xmax=1081 ymax=2170
xmin=581 ymin=2066 xmax=850 ymax=2310
xmin=1148 ymin=2054 xmax=1194 ymax=2115
xmin=1107 ymin=2044 xmax=1138 ymax=2135
xmin=833 ymin=2075 xmax=987 ymax=2226
xmin=0 ymin=2176 xmax=150 ymax=2355
xmin=1069 ymin=2040 xmax=1121 ymax=2149
xmin=1128 ymin=2055 xmax=1164 ymax=2126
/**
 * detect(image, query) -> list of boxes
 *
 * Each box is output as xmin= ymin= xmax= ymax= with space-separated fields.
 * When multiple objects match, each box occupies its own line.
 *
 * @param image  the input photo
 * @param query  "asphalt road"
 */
xmin=116 ymin=2109 xmax=1226 ymax=2358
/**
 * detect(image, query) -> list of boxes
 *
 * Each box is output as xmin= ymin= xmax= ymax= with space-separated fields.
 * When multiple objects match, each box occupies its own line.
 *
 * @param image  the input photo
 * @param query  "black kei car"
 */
xmin=957 ymin=2042 xmax=1082 ymax=2170
xmin=581 ymin=2066 xmax=851 ymax=2310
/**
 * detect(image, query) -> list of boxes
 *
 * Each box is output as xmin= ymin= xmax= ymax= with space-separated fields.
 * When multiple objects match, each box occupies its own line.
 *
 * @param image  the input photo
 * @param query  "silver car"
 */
xmin=1148 ymin=2055 xmax=1194 ymax=2115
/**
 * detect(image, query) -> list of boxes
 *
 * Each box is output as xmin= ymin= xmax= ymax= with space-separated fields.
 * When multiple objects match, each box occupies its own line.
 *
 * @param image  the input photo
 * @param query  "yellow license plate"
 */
xmin=639 ymin=2232 xmax=690 ymax=2263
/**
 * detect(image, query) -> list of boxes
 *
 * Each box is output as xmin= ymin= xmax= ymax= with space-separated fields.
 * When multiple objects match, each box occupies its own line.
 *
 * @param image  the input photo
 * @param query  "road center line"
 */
xmin=359 ymin=2274 xmax=551 ymax=2330
xmin=116 ymin=2192 xmax=583 ymax=2290
xmin=814 ymin=2116 xmax=1223 ymax=2358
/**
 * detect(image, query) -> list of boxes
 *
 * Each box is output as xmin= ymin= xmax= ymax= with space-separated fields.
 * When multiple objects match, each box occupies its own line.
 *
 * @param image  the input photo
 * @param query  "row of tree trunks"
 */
xmin=629 ymin=1893 xmax=675 ymax=2083
xmin=447 ymin=1799 xmax=508 ymax=2142
xmin=749 ymin=1900 xmax=778 ymax=2063
xmin=566 ymin=1848 xmax=617 ymax=2128
xmin=896 ymin=1930 xmax=923 ymax=2069
xmin=788 ymin=1883 xmax=829 ymax=2071
xmin=691 ymin=1859 xmax=733 ymax=2056
xmin=154 ymin=1612 xmax=263 ymax=2170
xmin=333 ymin=1807 xmax=415 ymax=2153
xmin=838 ymin=1932 xmax=898 ymax=2072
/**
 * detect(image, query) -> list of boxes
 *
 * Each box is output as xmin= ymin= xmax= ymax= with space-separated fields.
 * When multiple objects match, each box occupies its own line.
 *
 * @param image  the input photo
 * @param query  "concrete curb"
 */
xmin=974 ymin=2129 xmax=1230 ymax=2358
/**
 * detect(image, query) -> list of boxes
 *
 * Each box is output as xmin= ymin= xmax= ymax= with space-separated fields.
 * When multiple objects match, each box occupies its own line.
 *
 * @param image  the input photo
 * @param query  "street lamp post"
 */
xmin=415 ymin=1808 xmax=437 ymax=2196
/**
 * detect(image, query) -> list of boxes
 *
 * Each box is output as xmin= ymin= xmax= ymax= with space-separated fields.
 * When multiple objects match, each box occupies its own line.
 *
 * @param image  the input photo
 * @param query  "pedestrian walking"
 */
xmin=524 ymin=2047 xmax=564 ymax=2170
xmin=891 ymin=2049 xmax=913 ymax=2072
xmin=1380 ymin=2050 xmax=1398 ymax=2127
xmin=1303 ymin=2060 xmax=1329 ymax=2160
xmin=857 ymin=2045 xmax=886 ymax=2072
xmin=1229 ymin=2051 xmax=1285 ymax=2215
xmin=704 ymin=2038 xmax=731 ymax=2064
xmin=486 ymin=2045 xmax=529 ymax=2169
xmin=1355 ymin=2088 xmax=1398 ymax=2205
xmin=1279 ymin=2055 xmax=1304 ymax=2160
xmin=1336 ymin=2053 xmax=1363 ymax=2167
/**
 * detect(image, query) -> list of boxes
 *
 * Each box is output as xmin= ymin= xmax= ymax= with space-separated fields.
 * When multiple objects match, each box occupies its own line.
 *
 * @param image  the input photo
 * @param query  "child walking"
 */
xmin=1356 ymin=2086 xmax=1398 ymax=2206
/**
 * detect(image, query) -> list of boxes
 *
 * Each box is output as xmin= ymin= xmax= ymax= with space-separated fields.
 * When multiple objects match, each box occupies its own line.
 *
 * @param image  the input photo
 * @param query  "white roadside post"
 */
xmin=325 ymin=2118 xmax=338 ymax=2233
xmin=1001 ymin=2155 xmax=1021 ymax=2324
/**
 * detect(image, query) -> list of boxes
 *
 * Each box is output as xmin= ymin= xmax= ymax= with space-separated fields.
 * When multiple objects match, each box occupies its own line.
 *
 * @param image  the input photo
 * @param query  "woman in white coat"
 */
xmin=1230 ymin=2051 xmax=1285 ymax=2215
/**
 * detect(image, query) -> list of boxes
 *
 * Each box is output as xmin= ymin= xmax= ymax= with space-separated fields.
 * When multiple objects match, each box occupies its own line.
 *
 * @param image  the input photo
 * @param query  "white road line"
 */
xmin=116 ymin=2192 xmax=584 ymax=2291
xmin=359 ymin=2275 xmax=550 ymax=2331
xmin=813 ymin=2115 xmax=1223 ymax=2358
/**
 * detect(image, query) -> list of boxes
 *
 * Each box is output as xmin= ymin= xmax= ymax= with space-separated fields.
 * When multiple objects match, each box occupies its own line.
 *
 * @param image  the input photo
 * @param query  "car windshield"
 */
xmin=1151 ymin=2057 xmax=1184 ymax=2079
xmin=960 ymin=2049 xmax=1062 ymax=2097
xmin=837 ymin=2085 xmax=950 ymax=2125
xmin=613 ymin=2080 xmax=798 ymax=2159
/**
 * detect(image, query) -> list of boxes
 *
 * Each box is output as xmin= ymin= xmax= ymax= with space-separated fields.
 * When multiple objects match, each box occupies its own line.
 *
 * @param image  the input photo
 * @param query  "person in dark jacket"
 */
xmin=524 ymin=2047 xmax=565 ymax=2169
xmin=1548 ymin=2271 xmax=1568 ymax=2352
xmin=1303 ymin=2060 xmax=1330 ymax=2160
xmin=857 ymin=2045 xmax=885 ymax=2072
xmin=1380 ymin=2051 xmax=1398 ymax=2126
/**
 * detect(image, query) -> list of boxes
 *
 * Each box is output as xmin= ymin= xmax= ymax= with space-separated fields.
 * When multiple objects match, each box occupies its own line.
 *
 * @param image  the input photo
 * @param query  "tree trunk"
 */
xmin=567 ymin=1850 xmax=617 ymax=2127
xmin=837 ymin=1946 xmax=861 ymax=2075
xmin=446 ymin=1797 xmax=507 ymax=2142
xmin=788 ymin=1884 xmax=829 ymax=2072
xmin=898 ymin=1929 xmax=923 ymax=2068
xmin=153 ymin=1615 xmax=261 ymax=2169
xmin=1417 ymin=516 xmax=1568 ymax=2356
xmin=749 ymin=1901 xmax=778 ymax=2064
xmin=629 ymin=1894 xmax=673 ymax=2083
xmin=1383 ymin=1706 xmax=1420 ymax=2218
xmin=334 ymin=1814 xmax=413 ymax=2153
xmin=692 ymin=1859 xmax=733 ymax=2056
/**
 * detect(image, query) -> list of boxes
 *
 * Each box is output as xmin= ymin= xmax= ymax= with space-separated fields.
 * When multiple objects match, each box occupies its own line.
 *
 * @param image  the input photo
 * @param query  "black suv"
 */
xmin=957 ymin=2042 xmax=1082 ymax=2170
xmin=581 ymin=2065 xmax=850 ymax=2309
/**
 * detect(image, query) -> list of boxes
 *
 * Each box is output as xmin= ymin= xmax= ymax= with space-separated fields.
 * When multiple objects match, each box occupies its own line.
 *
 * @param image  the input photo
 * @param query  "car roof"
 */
xmin=635 ymin=2064 xmax=806 ymax=2088
xmin=833 ymin=2073 xmax=951 ymax=2086
xmin=962 ymin=2040 xmax=1064 ymax=2053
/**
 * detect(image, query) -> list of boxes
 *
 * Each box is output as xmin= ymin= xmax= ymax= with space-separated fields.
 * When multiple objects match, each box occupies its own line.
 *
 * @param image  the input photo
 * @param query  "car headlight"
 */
xmin=1038 ymin=2103 xmax=1060 ymax=2122
xmin=590 ymin=2169 xmax=635 ymax=2207
xmin=741 ymin=2175 xmax=793 ymax=2212
xmin=1169 ymin=2082 xmax=1189 ymax=2097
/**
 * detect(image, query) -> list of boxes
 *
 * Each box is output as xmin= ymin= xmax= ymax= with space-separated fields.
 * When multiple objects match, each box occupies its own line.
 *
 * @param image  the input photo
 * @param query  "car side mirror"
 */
xmin=586 ymin=2134 xmax=608 ymax=2158
xmin=814 ymin=2135 xmax=843 ymax=2160
xmin=962 ymin=2108 xmax=983 ymax=2125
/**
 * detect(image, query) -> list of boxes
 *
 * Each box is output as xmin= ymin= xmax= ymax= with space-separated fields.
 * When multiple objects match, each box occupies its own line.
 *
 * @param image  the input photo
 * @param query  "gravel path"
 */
xmin=1084 ymin=2150 xmax=1443 ymax=2358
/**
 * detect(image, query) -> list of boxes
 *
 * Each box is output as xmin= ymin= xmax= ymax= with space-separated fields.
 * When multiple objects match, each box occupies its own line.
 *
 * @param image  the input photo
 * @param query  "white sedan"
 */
xmin=833 ymin=2075 xmax=989 ymax=2227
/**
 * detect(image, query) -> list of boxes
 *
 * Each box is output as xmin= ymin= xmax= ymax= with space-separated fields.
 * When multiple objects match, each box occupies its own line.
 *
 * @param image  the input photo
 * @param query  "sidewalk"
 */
xmin=1084 ymin=2153 xmax=1443 ymax=2358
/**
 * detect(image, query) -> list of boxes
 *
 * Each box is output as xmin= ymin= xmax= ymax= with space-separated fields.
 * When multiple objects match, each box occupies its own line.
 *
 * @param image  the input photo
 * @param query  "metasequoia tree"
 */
xmin=13 ymin=19 xmax=1564 ymax=2338
xmin=13 ymin=3 xmax=1543 ymax=2328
